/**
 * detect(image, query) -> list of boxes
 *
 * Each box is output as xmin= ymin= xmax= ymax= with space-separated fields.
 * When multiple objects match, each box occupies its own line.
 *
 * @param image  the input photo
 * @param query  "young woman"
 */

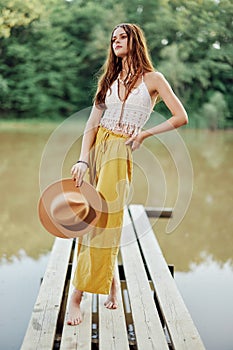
xmin=68 ymin=23 xmax=188 ymax=325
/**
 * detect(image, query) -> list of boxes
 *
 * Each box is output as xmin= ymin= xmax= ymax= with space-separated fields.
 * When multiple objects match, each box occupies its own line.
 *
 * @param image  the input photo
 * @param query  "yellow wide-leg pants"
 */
xmin=72 ymin=126 xmax=132 ymax=294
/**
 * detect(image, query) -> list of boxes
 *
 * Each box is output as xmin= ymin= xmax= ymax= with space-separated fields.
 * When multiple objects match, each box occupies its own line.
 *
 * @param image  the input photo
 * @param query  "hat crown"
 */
xmin=51 ymin=192 xmax=89 ymax=226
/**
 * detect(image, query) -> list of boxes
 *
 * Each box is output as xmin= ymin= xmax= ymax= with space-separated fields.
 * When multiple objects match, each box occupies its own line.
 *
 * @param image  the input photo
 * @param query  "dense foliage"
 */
xmin=0 ymin=0 xmax=232 ymax=128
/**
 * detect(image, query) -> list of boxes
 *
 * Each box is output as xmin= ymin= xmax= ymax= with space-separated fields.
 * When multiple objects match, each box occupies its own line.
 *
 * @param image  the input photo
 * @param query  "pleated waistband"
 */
xmin=97 ymin=126 xmax=129 ymax=140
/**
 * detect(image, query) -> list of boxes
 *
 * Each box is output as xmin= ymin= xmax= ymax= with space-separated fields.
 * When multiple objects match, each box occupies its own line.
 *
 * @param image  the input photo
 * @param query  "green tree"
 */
xmin=0 ymin=0 xmax=44 ymax=38
xmin=157 ymin=44 xmax=192 ymax=100
xmin=201 ymin=92 xmax=229 ymax=130
xmin=0 ymin=0 xmax=126 ymax=118
xmin=0 ymin=0 xmax=232 ymax=125
xmin=166 ymin=0 xmax=233 ymax=119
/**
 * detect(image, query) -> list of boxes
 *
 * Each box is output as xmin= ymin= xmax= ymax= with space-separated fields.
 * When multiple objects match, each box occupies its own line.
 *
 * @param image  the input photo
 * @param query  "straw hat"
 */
xmin=38 ymin=178 xmax=106 ymax=238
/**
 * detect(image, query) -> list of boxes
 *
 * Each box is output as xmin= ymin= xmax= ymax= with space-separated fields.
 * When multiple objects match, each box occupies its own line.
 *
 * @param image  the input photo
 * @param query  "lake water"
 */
xmin=0 ymin=119 xmax=232 ymax=350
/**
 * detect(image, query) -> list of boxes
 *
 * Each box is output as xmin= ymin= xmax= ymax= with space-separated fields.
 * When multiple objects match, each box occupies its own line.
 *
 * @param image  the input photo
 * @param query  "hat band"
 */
xmin=60 ymin=206 xmax=97 ymax=232
xmin=61 ymin=220 xmax=89 ymax=231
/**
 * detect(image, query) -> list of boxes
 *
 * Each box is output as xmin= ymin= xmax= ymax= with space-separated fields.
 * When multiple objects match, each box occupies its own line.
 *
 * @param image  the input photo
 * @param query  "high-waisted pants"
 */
xmin=72 ymin=126 xmax=132 ymax=294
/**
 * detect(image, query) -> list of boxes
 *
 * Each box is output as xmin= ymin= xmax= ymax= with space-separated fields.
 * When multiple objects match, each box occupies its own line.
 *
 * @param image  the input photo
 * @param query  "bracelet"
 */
xmin=76 ymin=160 xmax=89 ymax=168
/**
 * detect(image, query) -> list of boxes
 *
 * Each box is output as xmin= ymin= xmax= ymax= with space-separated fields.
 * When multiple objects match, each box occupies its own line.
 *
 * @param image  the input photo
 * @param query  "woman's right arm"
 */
xmin=71 ymin=105 xmax=104 ymax=187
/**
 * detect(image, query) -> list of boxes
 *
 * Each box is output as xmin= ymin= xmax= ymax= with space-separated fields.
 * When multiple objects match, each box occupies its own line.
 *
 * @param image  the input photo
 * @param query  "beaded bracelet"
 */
xmin=76 ymin=160 xmax=89 ymax=168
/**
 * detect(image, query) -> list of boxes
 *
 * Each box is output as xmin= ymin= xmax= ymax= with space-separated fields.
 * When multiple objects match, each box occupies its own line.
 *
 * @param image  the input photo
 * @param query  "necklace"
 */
xmin=118 ymin=72 xmax=133 ymax=86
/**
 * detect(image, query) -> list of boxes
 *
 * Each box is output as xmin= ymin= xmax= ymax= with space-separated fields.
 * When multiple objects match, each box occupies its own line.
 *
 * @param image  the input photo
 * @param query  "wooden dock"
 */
xmin=21 ymin=205 xmax=205 ymax=350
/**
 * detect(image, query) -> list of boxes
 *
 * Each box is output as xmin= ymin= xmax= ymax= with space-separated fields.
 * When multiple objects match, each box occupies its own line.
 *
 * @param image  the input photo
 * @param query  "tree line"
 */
xmin=0 ymin=0 xmax=232 ymax=129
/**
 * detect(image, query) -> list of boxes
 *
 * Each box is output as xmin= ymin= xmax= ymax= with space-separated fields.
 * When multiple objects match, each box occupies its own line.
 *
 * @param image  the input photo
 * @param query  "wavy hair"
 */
xmin=94 ymin=23 xmax=155 ymax=108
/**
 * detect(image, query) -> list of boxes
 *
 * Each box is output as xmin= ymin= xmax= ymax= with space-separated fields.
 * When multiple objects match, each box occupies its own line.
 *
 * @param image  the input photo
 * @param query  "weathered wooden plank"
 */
xmin=129 ymin=204 xmax=206 ymax=350
xmin=21 ymin=238 xmax=73 ymax=350
xmin=145 ymin=206 xmax=173 ymax=218
xmin=60 ymin=239 xmax=92 ymax=350
xmin=120 ymin=208 xmax=169 ymax=350
xmin=98 ymin=264 xmax=130 ymax=350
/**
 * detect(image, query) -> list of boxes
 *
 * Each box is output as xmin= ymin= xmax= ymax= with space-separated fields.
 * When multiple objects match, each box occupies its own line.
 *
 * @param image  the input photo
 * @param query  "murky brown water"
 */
xmin=0 ymin=120 xmax=232 ymax=350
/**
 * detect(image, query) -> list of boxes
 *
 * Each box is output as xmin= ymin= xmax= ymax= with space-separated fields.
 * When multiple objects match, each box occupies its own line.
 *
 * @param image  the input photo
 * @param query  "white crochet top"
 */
xmin=99 ymin=75 xmax=152 ymax=136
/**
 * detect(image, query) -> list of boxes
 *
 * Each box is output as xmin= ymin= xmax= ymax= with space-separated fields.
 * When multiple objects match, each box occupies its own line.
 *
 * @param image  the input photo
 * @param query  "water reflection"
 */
xmin=0 ymin=129 xmax=55 ymax=260
xmin=0 ymin=251 xmax=50 ymax=350
xmin=175 ymin=258 xmax=233 ymax=350
xmin=147 ymin=129 xmax=233 ymax=270
xmin=1 ymin=124 xmax=232 ymax=267
xmin=0 ymin=123 xmax=233 ymax=350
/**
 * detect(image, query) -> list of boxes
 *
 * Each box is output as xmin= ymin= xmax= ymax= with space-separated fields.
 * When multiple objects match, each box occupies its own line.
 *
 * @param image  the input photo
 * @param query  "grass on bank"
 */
xmin=0 ymin=117 xmax=87 ymax=133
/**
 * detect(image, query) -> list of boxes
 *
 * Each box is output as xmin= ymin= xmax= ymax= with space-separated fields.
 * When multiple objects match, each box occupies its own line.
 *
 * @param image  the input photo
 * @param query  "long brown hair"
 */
xmin=94 ymin=23 xmax=155 ymax=108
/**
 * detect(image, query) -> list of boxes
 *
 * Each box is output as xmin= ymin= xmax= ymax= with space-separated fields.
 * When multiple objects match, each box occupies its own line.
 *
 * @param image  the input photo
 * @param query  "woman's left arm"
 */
xmin=126 ymin=71 xmax=188 ymax=150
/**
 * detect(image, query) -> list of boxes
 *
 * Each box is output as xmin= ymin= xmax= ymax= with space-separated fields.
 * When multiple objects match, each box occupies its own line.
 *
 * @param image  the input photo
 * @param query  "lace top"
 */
xmin=99 ymin=75 xmax=152 ymax=136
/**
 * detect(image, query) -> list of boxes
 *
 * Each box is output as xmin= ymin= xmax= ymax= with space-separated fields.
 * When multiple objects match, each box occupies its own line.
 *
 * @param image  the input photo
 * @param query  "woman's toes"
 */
xmin=104 ymin=298 xmax=118 ymax=309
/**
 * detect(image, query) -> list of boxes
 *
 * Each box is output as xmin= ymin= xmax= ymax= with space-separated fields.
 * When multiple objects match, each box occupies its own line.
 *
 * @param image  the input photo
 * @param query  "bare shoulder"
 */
xmin=144 ymin=71 xmax=169 ymax=95
xmin=145 ymin=71 xmax=167 ymax=85
xmin=145 ymin=71 xmax=164 ymax=79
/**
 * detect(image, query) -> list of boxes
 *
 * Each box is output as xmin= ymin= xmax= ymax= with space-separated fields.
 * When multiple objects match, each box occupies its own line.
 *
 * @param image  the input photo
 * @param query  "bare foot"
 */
xmin=104 ymin=274 xmax=118 ymax=310
xmin=67 ymin=289 xmax=83 ymax=325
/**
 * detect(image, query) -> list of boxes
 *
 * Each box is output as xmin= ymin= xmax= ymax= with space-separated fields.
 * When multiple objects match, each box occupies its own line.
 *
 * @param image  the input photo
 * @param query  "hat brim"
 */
xmin=38 ymin=179 xmax=107 ymax=238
